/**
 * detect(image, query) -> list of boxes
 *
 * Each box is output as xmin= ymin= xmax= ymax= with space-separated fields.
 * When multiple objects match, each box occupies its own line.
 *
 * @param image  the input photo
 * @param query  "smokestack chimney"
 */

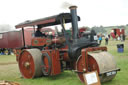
xmin=69 ymin=6 xmax=79 ymax=40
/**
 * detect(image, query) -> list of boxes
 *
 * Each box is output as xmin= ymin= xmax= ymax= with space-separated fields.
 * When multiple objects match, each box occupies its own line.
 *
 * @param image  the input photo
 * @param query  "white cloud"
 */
xmin=0 ymin=0 xmax=128 ymax=28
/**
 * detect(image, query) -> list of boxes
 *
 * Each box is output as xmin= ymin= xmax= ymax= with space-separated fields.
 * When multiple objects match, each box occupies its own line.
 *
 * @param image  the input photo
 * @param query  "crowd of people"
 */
xmin=0 ymin=48 xmax=13 ymax=55
xmin=97 ymin=33 xmax=125 ymax=46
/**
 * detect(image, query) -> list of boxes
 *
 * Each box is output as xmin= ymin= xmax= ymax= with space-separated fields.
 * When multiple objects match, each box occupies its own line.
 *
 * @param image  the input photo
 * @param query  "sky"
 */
xmin=0 ymin=0 xmax=128 ymax=29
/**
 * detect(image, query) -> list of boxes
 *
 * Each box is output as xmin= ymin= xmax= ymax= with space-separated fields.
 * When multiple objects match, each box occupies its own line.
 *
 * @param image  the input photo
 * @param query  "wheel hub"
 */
xmin=24 ymin=62 xmax=30 ymax=69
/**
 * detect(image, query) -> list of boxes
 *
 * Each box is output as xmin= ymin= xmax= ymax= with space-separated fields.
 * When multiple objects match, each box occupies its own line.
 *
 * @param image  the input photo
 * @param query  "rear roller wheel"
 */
xmin=18 ymin=49 xmax=43 ymax=79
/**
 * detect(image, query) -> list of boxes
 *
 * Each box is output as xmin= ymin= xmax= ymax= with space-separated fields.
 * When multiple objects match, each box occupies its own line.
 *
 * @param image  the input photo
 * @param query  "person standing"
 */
xmin=98 ymin=35 xmax=102 ymax=45
xmin=105 ymin=35 xmax=109 ymax=45
xmin=123 ymin=34 xmax=125 ymax=41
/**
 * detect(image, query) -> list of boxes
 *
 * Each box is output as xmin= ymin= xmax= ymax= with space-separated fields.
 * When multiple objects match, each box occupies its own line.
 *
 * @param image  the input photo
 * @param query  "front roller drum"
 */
xmin=88 ymin=52 xmax=118 ymax=82
xmin=18 ymin=49 xmax=43 ymax=79
xmin=76 ymin=52 xmax=118 ymax=83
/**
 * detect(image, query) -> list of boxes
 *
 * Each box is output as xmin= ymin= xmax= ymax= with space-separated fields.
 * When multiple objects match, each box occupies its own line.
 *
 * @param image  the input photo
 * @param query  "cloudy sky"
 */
xmin=0 ymin=0 xmax=128 ymax=29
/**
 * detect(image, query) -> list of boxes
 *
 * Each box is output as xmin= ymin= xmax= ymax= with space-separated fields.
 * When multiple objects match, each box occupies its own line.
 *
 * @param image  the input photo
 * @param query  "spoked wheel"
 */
xmin=18 ymin=49 xmax=43 ymax=79
xmin=41 ymin=53 xmax=52 ymax=76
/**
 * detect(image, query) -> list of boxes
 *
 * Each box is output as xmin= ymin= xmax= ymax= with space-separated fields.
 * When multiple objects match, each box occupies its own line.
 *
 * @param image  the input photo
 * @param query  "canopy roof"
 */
xmin=15 ymin=13 xmax=80 ymax=29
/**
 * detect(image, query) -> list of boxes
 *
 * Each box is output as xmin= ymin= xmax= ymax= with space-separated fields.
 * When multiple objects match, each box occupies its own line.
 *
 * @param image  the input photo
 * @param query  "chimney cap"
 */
xmin=69 ymin=6 xmax=77 ymax=9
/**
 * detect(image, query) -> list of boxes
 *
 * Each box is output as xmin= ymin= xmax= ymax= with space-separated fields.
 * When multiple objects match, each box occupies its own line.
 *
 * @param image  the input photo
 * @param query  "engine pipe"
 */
xmin=69 ymin=6 xmax=79 ymax=40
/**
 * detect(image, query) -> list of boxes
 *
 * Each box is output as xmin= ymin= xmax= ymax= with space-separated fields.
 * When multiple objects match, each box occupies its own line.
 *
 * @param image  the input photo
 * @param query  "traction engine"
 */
xmin=15 ymin=6 xmax=119 ymax=83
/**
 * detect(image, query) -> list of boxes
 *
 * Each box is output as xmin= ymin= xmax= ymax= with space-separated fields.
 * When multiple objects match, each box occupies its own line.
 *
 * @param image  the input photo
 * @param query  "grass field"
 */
xmin=0 ymin=39 xmax=128 ymax=85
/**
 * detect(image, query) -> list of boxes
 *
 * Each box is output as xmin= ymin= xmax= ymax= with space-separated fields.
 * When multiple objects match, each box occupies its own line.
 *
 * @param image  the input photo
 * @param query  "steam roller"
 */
xmin=15 ymin=5 xmax=120 ymax=84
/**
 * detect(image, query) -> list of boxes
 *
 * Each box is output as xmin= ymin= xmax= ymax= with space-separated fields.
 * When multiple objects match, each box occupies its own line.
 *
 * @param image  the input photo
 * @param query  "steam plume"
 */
xmin=61 ymin=2 xmax=73 ymax=9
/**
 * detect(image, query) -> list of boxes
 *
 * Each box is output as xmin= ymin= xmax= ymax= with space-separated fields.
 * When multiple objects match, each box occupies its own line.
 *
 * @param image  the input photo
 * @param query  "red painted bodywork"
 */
xmin=31 ymin=37 xmax=52 ymax=46
xmin=51 ymin=50 xmax=61 ymax=75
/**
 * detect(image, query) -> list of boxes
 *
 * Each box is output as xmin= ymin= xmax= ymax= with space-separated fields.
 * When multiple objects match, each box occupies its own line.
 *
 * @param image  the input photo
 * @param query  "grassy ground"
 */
xmin=101 ymin=39 xmax=128 ymax=85
xmin=0 ymin=55 xmax=16 ymax=63
xmin=0 ymin=40 xmax=128 ymax=85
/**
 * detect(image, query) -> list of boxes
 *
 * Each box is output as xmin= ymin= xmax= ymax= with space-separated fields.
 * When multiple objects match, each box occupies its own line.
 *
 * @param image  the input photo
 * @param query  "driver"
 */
xmin=35 ymin=25 xmax=47 ymax=37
